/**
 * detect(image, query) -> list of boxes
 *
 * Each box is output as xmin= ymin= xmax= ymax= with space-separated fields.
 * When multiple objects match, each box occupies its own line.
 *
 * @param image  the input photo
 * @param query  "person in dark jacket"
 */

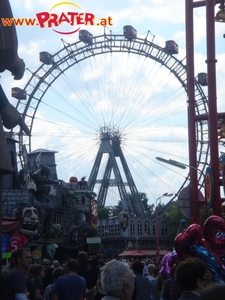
xmin=176 ymin=258 xmax=206 ymax=300
xmin=83 ymin=258 xmax=100 ymax=290
xmin=77 ymin=251 xmax=90 ymax=277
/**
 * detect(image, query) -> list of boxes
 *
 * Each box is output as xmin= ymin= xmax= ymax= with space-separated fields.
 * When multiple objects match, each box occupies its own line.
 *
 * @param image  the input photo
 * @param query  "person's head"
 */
xmin=89 ymin=258 xmax=98 ymax=268
xmin=53 ymin=260 xmax=60 ymax=269
xmin=14 ymin=248 xmax=32 ymax=273
xmin=101 ymin=259 xmax=134 ymax=300
xmin=67 ymin=259 xmax=79 ymax=273
xmin=77 ymin=251 xmax=88 ymax=264
xmin=30 ymin=264 xmax=45 ymax=280
xmin=9 ymin=250 xmax=18 ymax=269
xmin=176 ymin=258 xmax=206 ymax=294
xmin=62 ymin=263 xmax=68 ymax=273
xmin=200 ymin=284 xmax=225 ymax=300
xmin=148 ymin=263 xmax=155 ymax=275
xmin=152 ymin=267 xmax=159 ymax=278
xmin=98 ymin=260 xmax=105 ymax=268
xmin=204 ymin=268 xmax=214 ymax=286
xmin=132 ymin=260 xmax=144 ymax=275
xmin=42 ymin=258 xmax=51 ymax=271
xmin=52 ymin=266 xmax=65 ymax=282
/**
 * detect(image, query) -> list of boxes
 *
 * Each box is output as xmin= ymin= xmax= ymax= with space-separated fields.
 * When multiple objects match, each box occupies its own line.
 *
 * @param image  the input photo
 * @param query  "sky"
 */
xmin=2 ymin=0 xmax=225 ymax=208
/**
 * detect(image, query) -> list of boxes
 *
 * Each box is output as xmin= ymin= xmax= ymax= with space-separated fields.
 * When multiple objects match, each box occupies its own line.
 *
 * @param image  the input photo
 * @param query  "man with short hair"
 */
xmin=176 ymin=257 xmax=207 ymax=300
xmin=82 ymin=258 xmax=100 ymax=290
xmin=132 ymin=260 xmax=151 ymax=300
xmin=42 ymin=258 xmax=54 ymax=289
xmin=2 ymin=248 xmax=32 ymax=300
xmin=100 ymin=259 xmax=135 ymax=300
xmin=51 ymin=259 xmax=87 ymax=300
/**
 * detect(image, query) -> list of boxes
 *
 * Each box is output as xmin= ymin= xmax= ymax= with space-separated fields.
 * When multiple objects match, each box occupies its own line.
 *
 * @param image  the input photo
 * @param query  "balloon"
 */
xmin=203 ymin=215 xmax=225 ymax=249
xmin=174 ymin=224 xmax=202 ymax=258
xmin=190 ymin=245 xmax=225 ymax=283
xmin=159 ymin=252 xmax=172 ymax=279
xmin=168 ymin=250 xmax=178 ymax=267
xmin=199 ymin=238 xmax=211 ymax=250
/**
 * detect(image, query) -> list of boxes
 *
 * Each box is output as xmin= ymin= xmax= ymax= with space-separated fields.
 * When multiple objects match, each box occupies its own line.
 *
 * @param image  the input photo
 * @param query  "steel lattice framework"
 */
xmin=12 ymin=30 xmax=209 ymax=216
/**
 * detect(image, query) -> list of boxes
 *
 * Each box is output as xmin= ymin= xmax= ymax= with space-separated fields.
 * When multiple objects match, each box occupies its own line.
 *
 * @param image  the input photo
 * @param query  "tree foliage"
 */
xmin=162 ymin=201 xmax=191 ymax=238
xmin=97 ymin=192 xmax=154 ymax=219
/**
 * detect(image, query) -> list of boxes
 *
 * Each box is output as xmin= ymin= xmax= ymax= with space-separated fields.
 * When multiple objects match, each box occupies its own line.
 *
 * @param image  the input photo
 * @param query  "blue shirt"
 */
xmin=52 ymin=274 xmax=86 ymax=300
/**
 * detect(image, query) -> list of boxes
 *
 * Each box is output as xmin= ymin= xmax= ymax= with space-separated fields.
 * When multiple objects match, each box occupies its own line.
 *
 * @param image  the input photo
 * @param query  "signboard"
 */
xmin=86 ymin=237 xmax=101 ymax=244
xmin=2 ymin=252 xmax=12 ymax=259
xmin=178 ymin=186 xmax=204 ymax=219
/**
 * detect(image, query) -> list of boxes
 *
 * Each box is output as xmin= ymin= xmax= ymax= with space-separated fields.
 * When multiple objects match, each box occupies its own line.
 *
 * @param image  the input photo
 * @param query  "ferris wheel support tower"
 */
xmin=88 ymin=128 xmax=146 ymax=218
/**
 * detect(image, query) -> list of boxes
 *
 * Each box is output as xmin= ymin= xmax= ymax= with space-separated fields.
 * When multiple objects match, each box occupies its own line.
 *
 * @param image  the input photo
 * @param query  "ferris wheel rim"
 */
xmin=13 ymin=28 xmax=209 ymax=201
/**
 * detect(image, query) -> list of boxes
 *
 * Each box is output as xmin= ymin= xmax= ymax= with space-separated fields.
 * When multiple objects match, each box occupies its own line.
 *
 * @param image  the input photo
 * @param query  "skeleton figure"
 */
xmin=13 ymin=203 xmax=39 ymax=236
xmin=49 ymin=223 xmax=62 ymax=238
xmin=44 ymin=243 xmax=58 ymax=261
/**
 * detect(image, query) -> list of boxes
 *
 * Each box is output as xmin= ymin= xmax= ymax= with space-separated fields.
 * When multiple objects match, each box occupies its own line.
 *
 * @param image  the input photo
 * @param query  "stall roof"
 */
xmin=2 ymin=218 xmax=22 ymax=233
xmin=118 ymin=249 xmax=170 ymax=257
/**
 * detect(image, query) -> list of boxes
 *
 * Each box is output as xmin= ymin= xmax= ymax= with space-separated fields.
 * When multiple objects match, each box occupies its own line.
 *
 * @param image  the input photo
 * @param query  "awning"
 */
xmin=118 ymin=249 xmax=169 ymax=257
xmin=2 ymin=218 xmax=22 ymax=233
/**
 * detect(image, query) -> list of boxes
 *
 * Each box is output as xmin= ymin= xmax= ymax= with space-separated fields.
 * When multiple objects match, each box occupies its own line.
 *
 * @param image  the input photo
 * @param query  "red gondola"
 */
xmin=11 ymin=87 xmax=26 ymax=100
xmin=39 ymin=51 xmax=54 ymax=65
xmin=79 ymin=29 xmax=93 ymax=44
xmin=123 ymin=25 xmax=137 ymax=40
xmin=165 ymin=40 xmax=179 ymax=54
xmin=197 ymin=73 xmax=208 ymax=86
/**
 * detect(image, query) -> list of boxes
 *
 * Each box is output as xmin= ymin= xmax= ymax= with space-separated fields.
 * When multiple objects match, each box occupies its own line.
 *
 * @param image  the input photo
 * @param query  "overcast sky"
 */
xmin=2 ymin=1 xmax=225 ymax=207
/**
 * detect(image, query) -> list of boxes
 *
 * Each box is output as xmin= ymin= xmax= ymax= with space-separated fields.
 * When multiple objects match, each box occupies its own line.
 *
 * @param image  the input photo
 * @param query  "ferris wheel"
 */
xmin=11 ymin=25 xmax=209 ymax=209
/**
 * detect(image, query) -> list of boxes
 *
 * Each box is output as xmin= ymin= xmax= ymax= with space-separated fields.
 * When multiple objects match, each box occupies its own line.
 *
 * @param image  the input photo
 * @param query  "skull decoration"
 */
xmin=13 ymin=204 xmax=39 ymax=236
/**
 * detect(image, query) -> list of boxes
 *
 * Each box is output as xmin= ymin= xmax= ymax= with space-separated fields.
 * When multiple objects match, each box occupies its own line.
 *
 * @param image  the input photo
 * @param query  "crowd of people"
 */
xmin=1 ymin=248 xmax=225 ymax=300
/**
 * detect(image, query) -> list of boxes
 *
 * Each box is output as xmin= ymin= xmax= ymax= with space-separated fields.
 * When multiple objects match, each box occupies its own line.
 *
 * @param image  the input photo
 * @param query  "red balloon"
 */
xmin=174 ymin=224 xmax=202 ymax=258
xmin=203 ymin=215 xmax=225 ymax=249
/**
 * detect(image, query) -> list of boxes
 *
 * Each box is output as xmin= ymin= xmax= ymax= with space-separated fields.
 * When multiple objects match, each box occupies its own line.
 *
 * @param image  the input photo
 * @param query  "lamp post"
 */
xmin=155 ymin=157 xmax=206 ymax=173
xmin=155 ymin=192 xmax=173 ymax=261
xmin=155 ymin=156 xmax=209 ymax=220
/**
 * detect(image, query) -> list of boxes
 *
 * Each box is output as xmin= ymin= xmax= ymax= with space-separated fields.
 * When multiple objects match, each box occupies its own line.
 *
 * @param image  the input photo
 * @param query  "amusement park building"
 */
xmin=1 ymin=133 xmax=174 ymax=261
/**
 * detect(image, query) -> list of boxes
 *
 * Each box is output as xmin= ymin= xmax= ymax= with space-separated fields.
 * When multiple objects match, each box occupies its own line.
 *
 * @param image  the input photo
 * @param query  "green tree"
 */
xmin=97 ymin=206 xmax=110 ymax=219
xmin=162 ymin=201 xmax=191 ymax=238
xmin=97 ymin=192 xmax=154 ymax=219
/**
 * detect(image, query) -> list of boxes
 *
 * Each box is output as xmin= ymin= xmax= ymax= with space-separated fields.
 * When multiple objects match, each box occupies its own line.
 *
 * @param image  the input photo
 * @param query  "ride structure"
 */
xmin=11 ymin=25 xmax=209 ymax=210
xmin=88 ymin=127 xmax=146 ymax=218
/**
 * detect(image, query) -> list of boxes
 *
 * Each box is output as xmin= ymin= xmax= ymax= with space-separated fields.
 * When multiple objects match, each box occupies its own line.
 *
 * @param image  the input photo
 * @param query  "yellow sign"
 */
xmin=32 ymin=249 xmax=42 ymax=259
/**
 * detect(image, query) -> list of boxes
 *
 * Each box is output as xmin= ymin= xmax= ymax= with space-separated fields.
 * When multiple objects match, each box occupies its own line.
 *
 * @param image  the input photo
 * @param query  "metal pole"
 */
xmin=185 ymin=0 xmax=199 ymax=224
xmin=155 ymin=193 xmax=173 ymax=260
xmin=206 ymin=0 xmax=221 ymax=216
xmin=0 ymin=174 xmax=2 ymax=293
xmin=156 ymin=200 xmax=159 ymax=260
